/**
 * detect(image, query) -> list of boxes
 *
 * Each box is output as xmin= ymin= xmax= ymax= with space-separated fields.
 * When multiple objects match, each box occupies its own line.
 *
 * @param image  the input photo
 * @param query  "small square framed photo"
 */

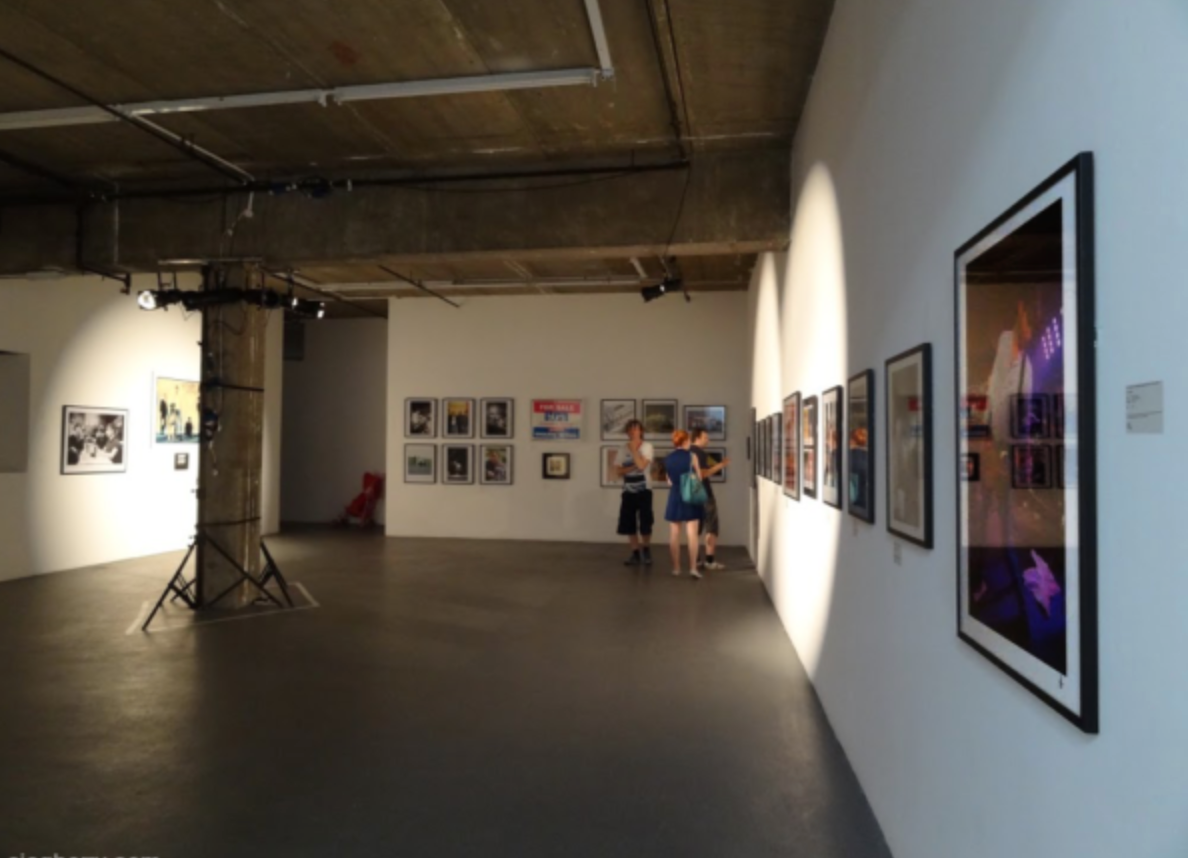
xmin=641 ymin=399 xmax=678 ymax=441
xmin=684 ymin=405 xmax=726 ymax=441
xmin=650 ymin=447 xmax=674 ymax=489
xmin=480 ymin=444 xmax=513 ymax=485
xmin=480 ymin=398 xmax=514 ymax=439
xmin=174 ymin=452 xmax=190 ymax=471
xmin=601 ymin=446 xmax=624 ymax=488
xmin=704 ymin=447 xmax=728 ymax=483
xmin=1012 ymin=394 xmax=1051 ymax=439
xmin=404 ymin=443 xmax=437 ymax=484
xmin=443 ymin=444 xmax=475 ymax=484
xmin=542 ymin=452 xmax=571 ymax=480
xmin=405 ymin=398 xmax=437 ymax=438
xmin=600 ymin=399 xmax=637 ymax=441
xmin=1011 ymin=444 xmax=1053 ymax=489
xmin=442 ymin=398 xmax=476 ymax=439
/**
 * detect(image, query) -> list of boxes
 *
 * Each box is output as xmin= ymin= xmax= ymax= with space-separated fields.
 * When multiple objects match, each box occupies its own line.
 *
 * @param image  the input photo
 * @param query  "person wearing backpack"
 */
xmin=664 ymin=429 xmax=706 ymax=579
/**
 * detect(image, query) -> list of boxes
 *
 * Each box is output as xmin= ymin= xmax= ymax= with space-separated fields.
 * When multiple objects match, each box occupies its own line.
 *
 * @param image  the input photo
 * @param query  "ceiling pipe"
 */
xmin=583 ymin=0 xmax=615 ymax=78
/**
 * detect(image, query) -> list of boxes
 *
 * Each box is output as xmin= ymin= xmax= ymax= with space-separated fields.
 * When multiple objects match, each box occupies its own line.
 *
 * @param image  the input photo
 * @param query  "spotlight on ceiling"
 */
xmin=137 ymin=290 xmax=158 ymax=310
xmin=641 ymin=276 xmax=682 ymax=303
xmin=137 ymin=290 xmax=186 ymax=311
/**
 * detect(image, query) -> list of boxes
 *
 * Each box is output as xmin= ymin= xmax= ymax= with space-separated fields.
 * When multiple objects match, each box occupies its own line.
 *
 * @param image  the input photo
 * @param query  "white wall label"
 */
xmin=1126 ymin=382 xmax=1164 ymax=434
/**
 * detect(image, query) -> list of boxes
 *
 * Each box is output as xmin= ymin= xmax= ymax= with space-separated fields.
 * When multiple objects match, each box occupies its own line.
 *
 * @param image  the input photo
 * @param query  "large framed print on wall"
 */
xmin=684 ymin=405 xmax=727 ymax=441
xmin=641 ymin=399 xmax=677 ymax=441
xmin=62 ymin=406 xmax=128 ymax=475
xmin=153 ymin=376 xmax=199 ymax=444
xmin=802 ymin=396 xmax=819 ymax=500
xmin=404 ymin=443 xmax=437 ymax=484
xmin=847 ymin=370 xmax=876 ymax=523
xmin=601 ymin=399 xmax=637 ymax=441
xmin=783 ymin=393 xmax=800 ymax=499
xmin=479 ymin=398 xmax=514 ymax=439
xmin=954 ymin=152 xmax=1097 ymax=733
xmin=821 ymin=386 xmax=844 ymax=510
xmin=443 ymin=398 xmax=475 ymax=439
xmin=405 ymin=397 xmax=437 ymax=438
xmin=531 ymin=399 xmax=583 ymax=441
xmin=885 ymin=344 xmax=933 ymax=548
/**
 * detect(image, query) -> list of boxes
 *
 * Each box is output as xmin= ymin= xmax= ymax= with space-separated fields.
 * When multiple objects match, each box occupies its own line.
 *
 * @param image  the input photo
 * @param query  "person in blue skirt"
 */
xmin=665 ymin=429 xmax=705 ymax=579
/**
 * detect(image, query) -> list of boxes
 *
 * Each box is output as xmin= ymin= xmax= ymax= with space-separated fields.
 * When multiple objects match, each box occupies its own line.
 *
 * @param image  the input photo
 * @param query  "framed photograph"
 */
xmin=770 ymin=413 xmax=782 ymax=486
xmin=542 ymin=452 xmax=571 ymax=480
xmin=480 ymin=398 xmax=514 ymax=439
xmin=442 ymin=398 xmax=475 ymax=439
xmin=961 ymin=453 xmax=980 ymax=482
xmin=759 ymin=417 xmax=769 ymax=481
xmin=781 ymin=395 xmax=799 ymax=497
xmin=480 ymin=444 xmax=513 ymax=485
xmin=405 ymin=397 xmax=437 ymax=438
xmin=885 ymin=344 xmax=933 ymax=547
xmin=705 ymin=447 xmax=728 ymax=483
xmin=641 ymin=399 xmax=678 ymax=441
xmin=61 ymin=406 xmax=128 ymax=475
xmin=750 ymin=407 xmax=757 ymax=488
xmin=174 ymin=452 xmax=190 ymax=471
xmin=847 ymin=371 xmax=875 ymax=522
xmin=821 ymin=386 xmax=845 ymax=510
xmin=650 ymin=447 xmax=674 ymax=489
xmin=601 ymin=445 xmax=624 ymax=488
xmin=600 ymin=399 xmax=637 ymax=441
xmin=531 ymin=399 xmax=583 ymax=441
xmin=802 ymin=396 xmax=819 ymax=500
xmin=955 ymin=152 xmax=1097 ymax=732
xmin=961 ymin=394 xmax=991 ymax=439
xmin=443 ymin=444 xmax=474 ymax=484
xmin=684 ymin=405 xmax=726 ymax=441
xmin=404 ymin=443 xmax=437 ymax=484
xmin=153 ymin=376 xmax=200 ymax=444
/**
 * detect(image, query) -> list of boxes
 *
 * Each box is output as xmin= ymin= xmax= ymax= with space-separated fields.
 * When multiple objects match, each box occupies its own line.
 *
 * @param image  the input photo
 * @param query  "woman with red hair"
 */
xmin=664 ymin=429 xmax=705 ymax=578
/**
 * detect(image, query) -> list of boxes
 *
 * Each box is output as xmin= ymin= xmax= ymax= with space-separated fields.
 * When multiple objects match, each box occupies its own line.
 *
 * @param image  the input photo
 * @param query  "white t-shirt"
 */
xmin=617 ymin=442 xmax=655 ymax=493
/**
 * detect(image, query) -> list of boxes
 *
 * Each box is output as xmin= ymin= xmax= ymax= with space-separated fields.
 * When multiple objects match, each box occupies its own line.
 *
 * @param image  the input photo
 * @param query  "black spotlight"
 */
xmin=642 ymin=276 xmax=684 ymax=303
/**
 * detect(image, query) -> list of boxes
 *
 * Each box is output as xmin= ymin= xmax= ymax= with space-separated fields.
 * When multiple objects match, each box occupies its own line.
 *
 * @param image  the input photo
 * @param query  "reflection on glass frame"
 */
xmin=955 ymin=152 xmax=1097 ymax=733
xmin=802 ymin=396 xmax=819 ymax=500
xmin=479 ymin=398 xmax=514 ymax=439
xmin=684 ymin=405 xmax=727 ymax=441
xmin=821 ymin=386 xmax=844 ymax=510
xmin=443 ymin=444 xmax=474 ymax=484
xmin=442 ymin=398 xmax=475 ymax=439
xmin=405 ymin=397 xmax=437 ymax=438
xmin=600 ymin=399 xmax=637 ymax=441
xmin=650 ymin=447 xmax=674 ymax=489
xmin=61 ymin=406 xmax=128 ymax=475
xmin=783 ymin=393 xmax=799 ymax=498
xmin=404 ymin=443 xmax=437 ymax=484
xmin=480 ymin=444 xmax=513 ymax=485
xmin=641 ymin=399 xmax=678 ymax=441
xmin=885 ymin=344 xmax=932 ymax=546
xmin=542 ymin=452 xmax=571 ymax=480
xmin=847 ymin=371 xmax=875 ymax=522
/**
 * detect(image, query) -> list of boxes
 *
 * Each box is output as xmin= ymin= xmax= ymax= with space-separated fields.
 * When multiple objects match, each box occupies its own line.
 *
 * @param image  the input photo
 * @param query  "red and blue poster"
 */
xmin=531 ymin=399 xmax=584 ymax=440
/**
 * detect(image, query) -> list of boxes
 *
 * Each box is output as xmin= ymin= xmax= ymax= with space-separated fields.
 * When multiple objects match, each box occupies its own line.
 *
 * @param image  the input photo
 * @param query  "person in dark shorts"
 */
xmin=616 ymin=419 xmax=655 ymax=566
xmin=691 ymin=428 xmax=730 ymax=571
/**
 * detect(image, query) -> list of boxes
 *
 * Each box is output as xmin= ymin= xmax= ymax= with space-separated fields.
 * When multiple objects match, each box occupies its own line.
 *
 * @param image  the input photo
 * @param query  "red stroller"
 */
xmin=334 ymin=472 xmax=385 ymax=528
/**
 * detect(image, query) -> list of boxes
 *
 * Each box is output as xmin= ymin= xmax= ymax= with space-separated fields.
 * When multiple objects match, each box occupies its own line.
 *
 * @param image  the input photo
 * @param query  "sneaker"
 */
xmin=705 ymin=561 xmax=726 ymax=571
xmin=623 ymin=553 xmax=642 ymax=566
xmin=690 ymin=568 xmax=703 ymax=580
xmin=642 ymin=551 xmax=653 ymax=566
xmin=671 ymin=568 xmax=682 ymax=577
xmin=695 ymin=560 xmax=706 ymax=570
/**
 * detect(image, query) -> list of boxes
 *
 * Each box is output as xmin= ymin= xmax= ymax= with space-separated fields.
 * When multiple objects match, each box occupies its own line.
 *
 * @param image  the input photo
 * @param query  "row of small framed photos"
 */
xmin=600 ymin=400 xmax=727 ymax=442
xmin=405 ymin=398 xmax=513 ymax=440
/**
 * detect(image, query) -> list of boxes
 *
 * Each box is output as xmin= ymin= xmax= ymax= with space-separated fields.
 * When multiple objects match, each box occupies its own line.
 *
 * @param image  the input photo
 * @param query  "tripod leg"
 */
xmin=143 ymin=542 xmax=197 ymax=631
xmin=259 ymin=539 xmax=295 ymax=607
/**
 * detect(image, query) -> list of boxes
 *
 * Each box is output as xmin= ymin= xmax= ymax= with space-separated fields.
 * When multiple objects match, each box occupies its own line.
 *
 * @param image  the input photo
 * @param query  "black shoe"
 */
xmin=642 ymin=551 xmax=653 ymax=566
xmin=624 ymin=553 xmax=642 ymax=566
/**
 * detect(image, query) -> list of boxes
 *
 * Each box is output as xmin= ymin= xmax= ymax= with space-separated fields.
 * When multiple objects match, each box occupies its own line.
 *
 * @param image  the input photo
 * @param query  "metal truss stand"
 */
xmin=142 ymin=529 xmax=293 ymax=631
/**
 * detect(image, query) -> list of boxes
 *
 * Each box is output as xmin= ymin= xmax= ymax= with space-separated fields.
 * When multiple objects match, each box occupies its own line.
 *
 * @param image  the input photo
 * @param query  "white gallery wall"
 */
xmin=751 ymin=2 xmax=1188 ymax=857
xmin=281 ymin=318 xmax=388 ymax=525
xmin=0 ymin=274 xmax=286 ymax=581
xmin=386 ymin=293 xmax=749 ymax=545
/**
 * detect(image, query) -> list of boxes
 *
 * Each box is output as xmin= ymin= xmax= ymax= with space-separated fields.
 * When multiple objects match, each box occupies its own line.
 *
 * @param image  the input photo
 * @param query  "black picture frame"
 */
xmin=801 ymin=396 xmax=818 ymax=500
xmin=542 ymin=452 xmax=570 ymax=480
xmin=404 ymin=397 xmax=437 ymax=438
xmin=479 ymin=444 xmax=514 ymax=485
xmin=442 ymin=444 xmax=475 ymax=484
xmin=479 ymin=398 xmax=514 ymax=439
xmin=954 ymin=152 xmax=1097 ymax=733
xmin=442 ymin=398 xmax=476 ymax=439
xmin=847 ymin=370 xmax=875 ymax=523
xmin=683 ymin=405 xmax=727 ymax=441
xmin=821 ymin=386 xmax=845 ymax=510
xmin=783 ymin=393 xmax=800 ymax=499
xmin=885 ymin=343 xmax=933 ymax=547
xmin=404 ymin=443 xmax=437 ymax=484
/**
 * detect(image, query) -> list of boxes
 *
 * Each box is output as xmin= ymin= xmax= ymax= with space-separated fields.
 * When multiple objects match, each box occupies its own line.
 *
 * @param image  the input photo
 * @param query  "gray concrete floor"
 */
xmin=0 ymin=530 xmax=891 ymax=858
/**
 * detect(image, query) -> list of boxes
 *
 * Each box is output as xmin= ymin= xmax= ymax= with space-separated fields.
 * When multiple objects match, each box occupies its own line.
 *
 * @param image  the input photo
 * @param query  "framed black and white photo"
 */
xmin=783 ymin=394 xmax=799 ymax=498
xmin=885 ymin=344 xmax=933 ymax=547
xmin=404 ymin=443 xmax=437 ymax=484
xmin=684 ymin=405 xmax=727 ymax=441
xmin=705 ymin=447 xmax=728 ymax=484
xmin=405 ymin=398 xmax=437 ymax=438
xmin=650 ymin=447 xmax=674 ymax=489
xmin=542 ymin=452 xmax=570 ymax=480
xmin=480 ymin=444 xmax=513 ymax=485
xmin=479 ymin=398 xmax=514 ymax=439
xmin=442 ymin=398 xmax=475 ymax=439
xmin=847 ymin=371 xmax=875 ymax=522
xmin=802 ymin=396 xmax=819 ymax=500
xmin=955 ymin=153 xmax=1097 ymax=732
xmin=443 ymin=444 xmax=474 ymax=484
xmin=61 ymin=406 xmax=128 ymax=475
xmin=641 ymin=399 xmax=678 ymax=441
xmin=600 ymin=399 xmax=637 ymax=441
xmin=821 ymin=386 xmax=844 ymax=510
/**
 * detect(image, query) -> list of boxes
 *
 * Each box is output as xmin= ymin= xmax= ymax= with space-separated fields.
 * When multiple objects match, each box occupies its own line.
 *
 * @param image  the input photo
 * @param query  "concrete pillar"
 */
xmin=196 ymin=265 xmax=267 ymax=608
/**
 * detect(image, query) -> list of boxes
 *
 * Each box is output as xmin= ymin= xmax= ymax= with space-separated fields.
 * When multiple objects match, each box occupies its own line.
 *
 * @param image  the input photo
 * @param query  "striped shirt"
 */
xmin=618 ymin=442 xmax=654 ymax=494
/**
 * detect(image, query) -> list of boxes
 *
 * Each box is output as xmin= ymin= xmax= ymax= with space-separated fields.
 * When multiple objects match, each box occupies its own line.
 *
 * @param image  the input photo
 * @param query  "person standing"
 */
xmin=691 ymin=429 xmax=729 ymax=571
xmin=616 ymin=419 xmax=655 ymax=566
xmin=664 ymin=430 xmax=705 ymax=578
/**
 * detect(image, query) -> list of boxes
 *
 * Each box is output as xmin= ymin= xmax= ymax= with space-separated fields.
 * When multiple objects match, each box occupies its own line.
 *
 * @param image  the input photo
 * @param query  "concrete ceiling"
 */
xmin=0 ymin=0 xmax=834 ymax=310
